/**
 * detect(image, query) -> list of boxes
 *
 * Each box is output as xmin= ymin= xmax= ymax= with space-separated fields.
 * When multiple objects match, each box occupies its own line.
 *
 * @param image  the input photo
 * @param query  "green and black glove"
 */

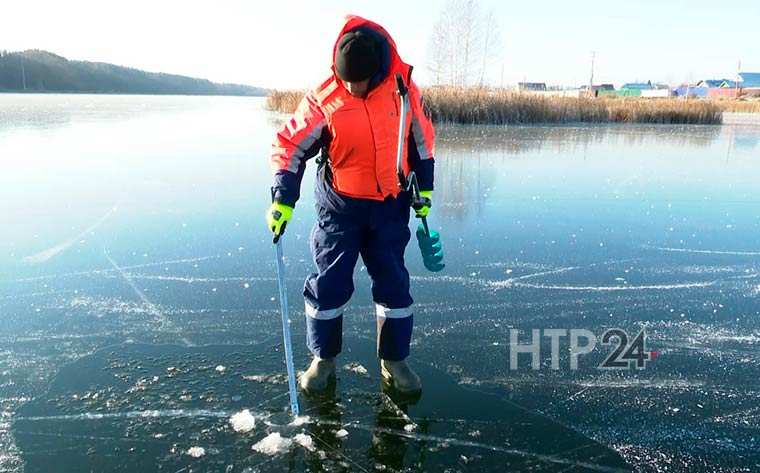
xmin=413 ymin=190 xmax=433 ymax=218
xmin=266 ymin=202 xmax=293 ymax=242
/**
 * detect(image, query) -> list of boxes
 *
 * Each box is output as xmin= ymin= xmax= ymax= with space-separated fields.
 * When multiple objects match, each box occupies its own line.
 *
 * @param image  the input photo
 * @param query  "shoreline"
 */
xmin=266 ymin=88 xmax=760 ymax=126
xmin=4 ymin=92 xmax=759 ymax=126
xmin=722 ymin=112 xmax=760 ymax=125
xmin=0 ymin=90 xmax=266 ymax=97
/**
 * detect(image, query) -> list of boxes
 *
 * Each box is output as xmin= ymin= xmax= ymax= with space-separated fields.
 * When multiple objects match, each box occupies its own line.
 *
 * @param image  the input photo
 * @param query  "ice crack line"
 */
xmin=22 ymin=203 xmax=119 ymax=264
xmin=103 ymin=248 xmax=193 ymax=347
xmin=646 ymin=246 xmax=760 ymax=256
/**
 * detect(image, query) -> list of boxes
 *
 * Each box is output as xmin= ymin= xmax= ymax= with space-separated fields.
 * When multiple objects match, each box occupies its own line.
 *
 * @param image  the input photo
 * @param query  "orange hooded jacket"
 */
xmin=271 ymin=15 xmax=436 ymax=206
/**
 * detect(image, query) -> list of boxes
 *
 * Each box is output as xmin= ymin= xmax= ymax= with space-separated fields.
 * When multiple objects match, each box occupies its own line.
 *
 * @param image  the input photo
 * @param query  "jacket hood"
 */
xmin=331 ymin=15 xmax=405 ymax=82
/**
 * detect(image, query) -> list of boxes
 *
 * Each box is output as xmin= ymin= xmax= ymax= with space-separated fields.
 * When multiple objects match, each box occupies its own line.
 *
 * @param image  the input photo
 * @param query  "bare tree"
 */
xmin=427 ymin=0 xmax=502 ymax=87
xmin=478 ymin=9 xmax=503 ymax=86
xmin=427 ymin=12 xmax=450 ymax=85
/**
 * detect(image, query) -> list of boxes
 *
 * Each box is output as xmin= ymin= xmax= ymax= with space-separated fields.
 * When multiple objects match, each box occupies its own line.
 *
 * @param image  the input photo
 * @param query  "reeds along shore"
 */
xmin=265 ymin=87 xmax=760 ymax=125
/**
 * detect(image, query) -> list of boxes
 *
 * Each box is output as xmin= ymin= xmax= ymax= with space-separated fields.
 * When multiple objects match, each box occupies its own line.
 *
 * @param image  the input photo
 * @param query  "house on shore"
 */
xmin=581 ymin=84 xmax=615 ymax=97
xmin=517 ymin=82 xmax=547 ymax=92
xmin=618 ymin=82 xmax=671 ymax=98
xmin=708 ymin=73 xmax=760 ymax=98
xmin=696 ymin=79 xmax=728 ymax=88
xmin=738 ymin=73 xmax=760 ymax=90
xmin=725 ymin=73 xmax=760 ymax=96
xmin=675 ymin=79 xmax=731 ymax=98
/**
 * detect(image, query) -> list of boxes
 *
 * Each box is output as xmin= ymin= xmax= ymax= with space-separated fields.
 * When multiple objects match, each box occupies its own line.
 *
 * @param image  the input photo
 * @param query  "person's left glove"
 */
xmin=413 ymin=190 xmax=433 ymax=218
xmin=266 ymin=202 xmax=294 ymax=242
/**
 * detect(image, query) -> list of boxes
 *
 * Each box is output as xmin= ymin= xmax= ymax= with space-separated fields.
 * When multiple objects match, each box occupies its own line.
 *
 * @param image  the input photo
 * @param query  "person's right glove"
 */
xmin=266 ymin=202 xmax=293 ymax=242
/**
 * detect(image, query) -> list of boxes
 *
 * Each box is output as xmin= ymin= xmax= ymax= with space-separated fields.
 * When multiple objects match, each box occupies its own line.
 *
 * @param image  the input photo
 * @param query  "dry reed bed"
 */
xmin=265 ymin=89 xmax=306 ymax=116
xmin=265 ymin=87 xmax=749 ymax=125
xmin=717 ymin=100 xmax=760 ymax=113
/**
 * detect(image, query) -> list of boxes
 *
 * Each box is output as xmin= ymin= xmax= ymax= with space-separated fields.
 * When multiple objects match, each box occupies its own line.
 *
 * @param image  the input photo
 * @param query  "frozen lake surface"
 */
xmin=1 ymin=94 xmax=760 ymax=472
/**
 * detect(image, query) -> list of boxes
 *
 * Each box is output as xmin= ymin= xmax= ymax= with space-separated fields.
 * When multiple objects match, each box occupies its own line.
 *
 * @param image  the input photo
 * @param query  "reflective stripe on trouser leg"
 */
xmin=305 ymin=302 xmax=345 ymax=359
xmin=375 ymin=304 xmax=413 ymax=361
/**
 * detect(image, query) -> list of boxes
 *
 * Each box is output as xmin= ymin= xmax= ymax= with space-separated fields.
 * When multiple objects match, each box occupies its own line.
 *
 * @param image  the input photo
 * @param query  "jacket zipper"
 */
xmin=361 ymin=99 xmax=382 ymax=194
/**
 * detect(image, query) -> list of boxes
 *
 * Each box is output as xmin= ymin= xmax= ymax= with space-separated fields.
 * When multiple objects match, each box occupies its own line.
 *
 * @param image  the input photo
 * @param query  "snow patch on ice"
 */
xmin=290 ymin=415 xmax=311 ymax=426
xmin=242 ymin=373 xmax=287 ymax=384
xmin=252 ymin=432 xmax=292 ymax=455
xmin=230 ymin=409 xmax=256 ymax=433
xmin=293 ymin=433 xmax=315 ymax=451
xmin=186 ymin=446 xmax=205 ymax=458
xmin=343 ymin=363 xmax=369 ymax=376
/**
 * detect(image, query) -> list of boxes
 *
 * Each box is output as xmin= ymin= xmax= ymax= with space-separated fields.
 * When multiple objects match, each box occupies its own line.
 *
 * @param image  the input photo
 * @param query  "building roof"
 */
xmin=695 ymin=80 xmax=726 ymax=88
xmin=580 ymin=84 xmax=614 ymax=91
xmin=517 ymin=82 xmax=547 ymax=90
xmin=719 ymin=80 xmax=738 ymax=88
xmin=739 ymin=73 xmax=760 ymax=88
xmin=621 ymin=82 xmax=653 ymax=90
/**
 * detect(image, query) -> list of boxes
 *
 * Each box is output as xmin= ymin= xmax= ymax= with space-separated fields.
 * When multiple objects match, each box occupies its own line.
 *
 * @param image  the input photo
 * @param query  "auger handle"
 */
xmin=395 ymin=74 xmax=410 ymax=189
xmin=395 ymin=73 xmax=408 ymax=97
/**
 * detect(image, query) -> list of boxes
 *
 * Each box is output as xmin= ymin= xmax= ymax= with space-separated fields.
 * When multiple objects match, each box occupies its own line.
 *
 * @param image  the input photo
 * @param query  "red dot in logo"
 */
xmin=650 ymin=351 xmax=658 ymax=360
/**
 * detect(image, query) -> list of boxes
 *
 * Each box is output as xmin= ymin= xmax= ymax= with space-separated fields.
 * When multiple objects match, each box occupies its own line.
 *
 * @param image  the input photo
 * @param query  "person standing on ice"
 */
xmin=265 ymin=15 xmax=436 ymax=394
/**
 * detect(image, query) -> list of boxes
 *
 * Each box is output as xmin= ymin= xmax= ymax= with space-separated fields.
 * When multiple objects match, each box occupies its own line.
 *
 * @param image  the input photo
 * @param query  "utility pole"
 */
xmin=589 ymin=51 xmax=596 ymax=96
xmin=736 ymin=59 xmax=741 ymax=98
xmin=684 ymin=73 xmax=691 ymax=100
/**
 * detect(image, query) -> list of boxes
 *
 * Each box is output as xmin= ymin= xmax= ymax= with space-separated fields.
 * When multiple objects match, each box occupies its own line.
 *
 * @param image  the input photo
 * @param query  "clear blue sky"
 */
xmin=1 ymin=0 xmax=758 ymax=88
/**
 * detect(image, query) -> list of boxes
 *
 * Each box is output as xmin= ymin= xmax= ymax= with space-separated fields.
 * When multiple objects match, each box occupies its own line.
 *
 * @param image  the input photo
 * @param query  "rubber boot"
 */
xmin=380 ymin=359 xmax=422 ymax=394
xmin=299 ymin=357 xmax=336 ymax=392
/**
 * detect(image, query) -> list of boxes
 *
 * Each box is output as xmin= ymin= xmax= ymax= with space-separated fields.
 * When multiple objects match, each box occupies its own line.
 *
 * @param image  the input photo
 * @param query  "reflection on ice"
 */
xmin=12 ymin=342 xmax=631 ymax=472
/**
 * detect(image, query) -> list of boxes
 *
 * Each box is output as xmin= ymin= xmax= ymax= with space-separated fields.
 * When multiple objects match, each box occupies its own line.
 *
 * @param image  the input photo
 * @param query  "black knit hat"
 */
xmin=334 ymin=29 xmax=380 ymax=82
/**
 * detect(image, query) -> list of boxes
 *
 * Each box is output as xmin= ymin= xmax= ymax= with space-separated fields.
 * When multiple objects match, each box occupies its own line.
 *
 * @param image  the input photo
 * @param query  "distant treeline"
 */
xmin=0 ymin=50 xmax=267 ymax=96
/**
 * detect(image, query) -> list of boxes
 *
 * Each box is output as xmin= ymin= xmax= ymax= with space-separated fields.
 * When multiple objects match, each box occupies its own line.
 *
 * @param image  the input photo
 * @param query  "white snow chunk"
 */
xmin=252 ymin=432 xmax=292 ymax=455
xmin=290 ymin=415 xmax=311 ymax=426
xmin=243 ymin=373 xmax=287 ymax=384
xmin=343 ymin=363 xmax=368 ymax=376
xmin=215 ymin=365 xmax=226 ymax=373
xmin=293 ymin=433 xmax=315 ymax=451
xmin=230 ymin=409 xmax=256 ymax=433
xmin=186 ymin=446 xmax=206 ymax=458
xmin=335 ymin=428 xmax=349 ymax=439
